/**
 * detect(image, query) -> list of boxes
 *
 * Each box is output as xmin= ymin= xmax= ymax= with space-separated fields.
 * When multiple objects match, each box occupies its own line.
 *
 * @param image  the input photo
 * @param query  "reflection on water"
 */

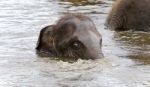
xmin=0 ymin=0 xmax=150 ymax=87
xmin=59 ymin=0 xmax=103 ymax=6
xmin=114 ymin=31 xmax=150 ymax=64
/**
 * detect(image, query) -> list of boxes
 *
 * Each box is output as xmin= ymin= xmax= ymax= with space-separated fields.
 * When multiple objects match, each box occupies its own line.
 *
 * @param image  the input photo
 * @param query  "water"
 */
xmin=0 ymin=0 xmax=150 ymax=87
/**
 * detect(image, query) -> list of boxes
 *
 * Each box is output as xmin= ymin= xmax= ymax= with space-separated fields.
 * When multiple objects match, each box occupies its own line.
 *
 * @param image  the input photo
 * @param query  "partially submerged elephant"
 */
xmin=106 ymin=0 xmax=150 ymax=31
xmin=36 ymin=14 xmax=103 ymax=59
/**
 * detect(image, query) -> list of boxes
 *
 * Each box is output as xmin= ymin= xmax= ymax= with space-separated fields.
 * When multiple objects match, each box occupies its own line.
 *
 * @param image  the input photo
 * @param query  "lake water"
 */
xmin=0 ymin=0 xmax=150 ymax=87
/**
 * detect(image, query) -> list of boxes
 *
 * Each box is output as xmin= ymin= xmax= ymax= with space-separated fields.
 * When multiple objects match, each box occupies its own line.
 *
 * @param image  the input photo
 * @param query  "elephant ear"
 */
xmin=36 ymin=25 xmax=55 ymax=51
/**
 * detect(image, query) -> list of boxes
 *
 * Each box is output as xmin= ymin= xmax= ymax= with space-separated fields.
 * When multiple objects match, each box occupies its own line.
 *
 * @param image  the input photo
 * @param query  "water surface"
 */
xmin=0 ymin=0 xmax=150 ymax=87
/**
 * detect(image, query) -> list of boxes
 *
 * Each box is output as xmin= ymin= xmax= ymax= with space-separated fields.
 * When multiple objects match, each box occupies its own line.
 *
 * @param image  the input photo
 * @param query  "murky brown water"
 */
xmin=0 ymin=0 xmax=150 ymax=87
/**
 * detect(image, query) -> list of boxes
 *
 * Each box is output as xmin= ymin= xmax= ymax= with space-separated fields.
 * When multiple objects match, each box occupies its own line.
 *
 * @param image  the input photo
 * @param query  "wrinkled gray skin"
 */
xmin=106 ymin=0 xmax=150 ymax=31
xmin=36 ymin=14 xmax=103 ymax=59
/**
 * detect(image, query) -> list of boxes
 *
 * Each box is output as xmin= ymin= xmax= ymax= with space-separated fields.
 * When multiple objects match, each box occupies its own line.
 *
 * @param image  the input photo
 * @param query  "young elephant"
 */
xmin=36 ymin=14 xmax=103 ymax=59
xmin=106 ymin=0 xmax=150 ymax=31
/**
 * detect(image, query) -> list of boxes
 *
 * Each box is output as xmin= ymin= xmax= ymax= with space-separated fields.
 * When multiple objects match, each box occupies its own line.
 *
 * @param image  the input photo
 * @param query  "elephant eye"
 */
xmin=70 ymin=41 xmax=82 ymax=50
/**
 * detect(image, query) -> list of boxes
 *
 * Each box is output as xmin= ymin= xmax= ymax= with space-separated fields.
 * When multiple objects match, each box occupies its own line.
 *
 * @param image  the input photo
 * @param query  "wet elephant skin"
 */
xmin=36 ymin=14 xmax=103 ymax=59
xmin=106 ymin=0 xmax=150 ymax=31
